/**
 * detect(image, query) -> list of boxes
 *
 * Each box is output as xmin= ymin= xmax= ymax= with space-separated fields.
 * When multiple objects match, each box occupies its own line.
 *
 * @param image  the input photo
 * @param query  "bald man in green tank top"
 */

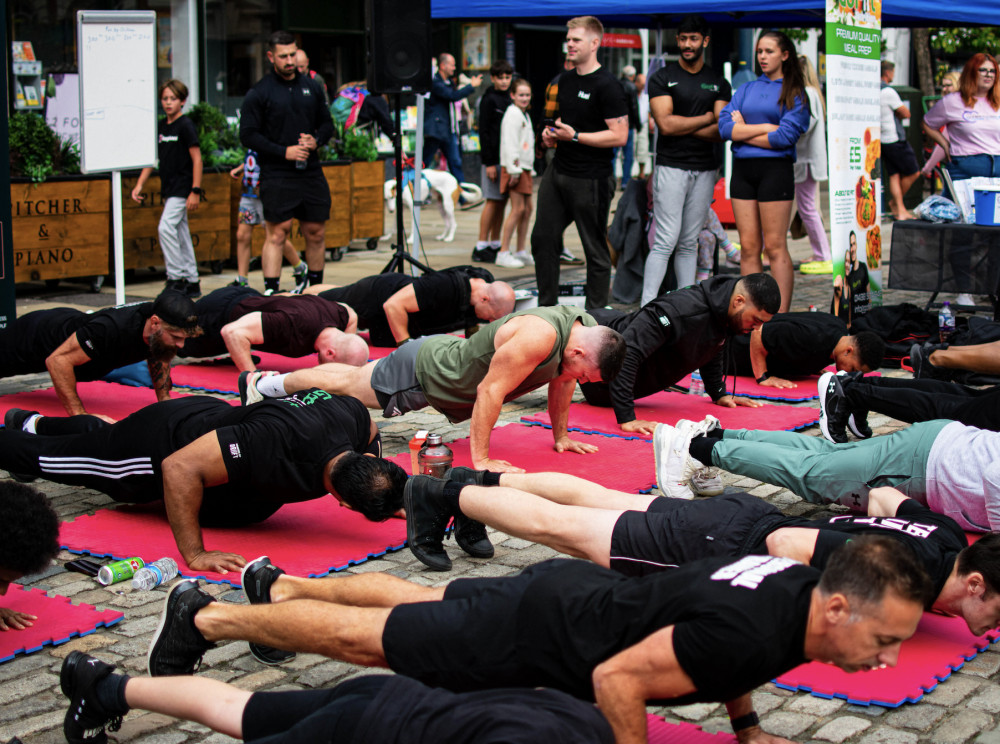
xmin=238 ymin=306 xmax=627 ymax=473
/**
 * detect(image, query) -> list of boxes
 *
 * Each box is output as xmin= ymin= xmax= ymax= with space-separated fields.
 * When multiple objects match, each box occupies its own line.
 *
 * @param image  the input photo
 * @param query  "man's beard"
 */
xmin=148 ymin=329 xmax=179 ymax=360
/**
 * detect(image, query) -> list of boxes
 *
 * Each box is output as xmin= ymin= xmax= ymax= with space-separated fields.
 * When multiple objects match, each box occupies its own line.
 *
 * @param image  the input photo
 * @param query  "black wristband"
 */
xmin=191 ymin=187 xmax=205 ymax=196
xmin=731 ymin=712 xmax=760 ymax=732
xmin=756 ymin=372 xmax=770 ymax=384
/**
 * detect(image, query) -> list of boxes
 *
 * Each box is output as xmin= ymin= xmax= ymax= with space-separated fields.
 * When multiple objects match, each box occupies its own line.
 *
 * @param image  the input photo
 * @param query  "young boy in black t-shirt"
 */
xmin=131 ymin=79 xmax=203 ymax=298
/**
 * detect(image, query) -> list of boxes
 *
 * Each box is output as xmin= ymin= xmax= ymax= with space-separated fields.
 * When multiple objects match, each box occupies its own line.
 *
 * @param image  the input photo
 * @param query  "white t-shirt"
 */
xmin=923 ymin=421 xmax=1000 ymax=532
xmin=880 ymin=86 xmax=905 ymax=145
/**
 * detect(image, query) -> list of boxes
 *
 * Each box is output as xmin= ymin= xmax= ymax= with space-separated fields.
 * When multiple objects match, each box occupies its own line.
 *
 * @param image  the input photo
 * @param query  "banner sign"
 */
xmin=826 ymin=0 xmax=882 ymax=315
xmin=602 ymin=33 xmax=641 ymax=49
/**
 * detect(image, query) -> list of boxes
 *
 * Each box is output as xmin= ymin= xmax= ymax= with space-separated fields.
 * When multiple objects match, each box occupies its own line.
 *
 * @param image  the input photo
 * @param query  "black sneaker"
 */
xmin=183 ymin=280 xmax=202 ymax=299
xmin=404 ymin=475 xmax=455 ymax=571
xmin=445 ymin=466 xmax=489 ymax=486
xmin=453 ymin=514 xmax=494 ymax=559
xmin=818 ymin=371 xmax=850 ymax=444
xmin=61 ymin=651 xmax=123 ymax=744
xmin=147 ymin=579 xmax=217 ymax=677
xmin=910 ymin=342 xmax=950 ymax=380
xmin=848 ymin=411 xmax=873 ymax=439
xmin=291 ymin=266 xmax=309 ymax=295
xmin=241 ymin=556 xmax=295 ymax=666
xmin=4 ymin=408 xmax=39 ymax=432
xmin=471 ymin=246 xmax=499 ymax=264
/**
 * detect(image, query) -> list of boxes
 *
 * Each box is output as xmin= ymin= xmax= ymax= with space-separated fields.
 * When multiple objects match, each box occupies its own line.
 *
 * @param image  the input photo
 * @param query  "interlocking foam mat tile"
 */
xmin=674 ymin=369 xmax=882 ymax=402
xmin=774 ymin=613 xmax=1000 ymax=706
xmin=60 ymin=500 xmax=408 ymax=587
xmin=0 ymin=585 xmax=124 ymax=664
xmin=390 ymin=423 xmax=656 ymax=492
xmin=0 ymin=381 xmax=178 ymax=422
xmin=646 ymin=715 xmax=736 ymax=743
xmin=521 ymin=391 xmax=819 ymax=440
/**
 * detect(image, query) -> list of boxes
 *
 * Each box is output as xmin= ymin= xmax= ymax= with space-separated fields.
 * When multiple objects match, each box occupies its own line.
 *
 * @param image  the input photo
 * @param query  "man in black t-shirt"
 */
xmin=642 ymin=15 xmax=731 ymax=305
xmin=306 ymin=268 xmax=515 ymax=347
xmin=0 ymin=290 xmax=198 ymax=421
xmin=240 ymin=30 xmax=334 ymax=295
xmin=408 ymin=471 xmax=1000 ymax=637
xmin=730 ymin=312 xmax=884 ymax=387
xmin=0 ymin=389 xmax=406 ymax=573
xmin=180 ymin=286 xmax=367 ymax=370
xmin=833 ymin=231 xmax=871 ymax=327
xmin=148 ymin=535 xmax=928 ymax=744
xmin=529 ymin=16 xmax=628 ymax=310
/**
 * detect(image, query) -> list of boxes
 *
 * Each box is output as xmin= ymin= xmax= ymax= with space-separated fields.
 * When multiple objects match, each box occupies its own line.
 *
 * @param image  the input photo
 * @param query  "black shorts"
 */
xmin=259 ymin=169 xmax=332 ymax=224
xmin=729 ymin=157 xmax=794 ymax=202
xmin=882 ymin=140 xmax=920 ymax=177
xmin=609 ymin=491 xmax=782 ymax=577
xmin=382 ymin=561 xmax=560 ymax=692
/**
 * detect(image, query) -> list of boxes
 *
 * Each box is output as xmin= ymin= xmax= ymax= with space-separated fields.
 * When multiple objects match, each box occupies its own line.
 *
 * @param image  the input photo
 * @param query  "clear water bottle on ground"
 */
xmin=418 ymin=433 xmax=453 ymax=478
xmin=938 ymin=301 xmax=955 ymax=343
xmin=688 ymin=371 xmax=706 ymax=396
xmin=131 ymin=557 xmax=179 ymax=590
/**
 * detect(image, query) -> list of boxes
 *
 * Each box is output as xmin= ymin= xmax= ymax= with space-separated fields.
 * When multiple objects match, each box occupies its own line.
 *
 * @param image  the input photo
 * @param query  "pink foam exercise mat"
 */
xmin=60 ymin=499 xmax=408 ymax=586
xmin=646 ymin=715 xmax=736 ymax=743
xmin=775 ymin=613 xmax=1000 ymax=706
xmin=0 ymin=585 xmax=124 ymax=664
xmin=390 ymin=423 xmax=656 ymax=492
xmin=521 ymin=391 xmax=819 ymax=440
xmin=0 ymin=381 xmax=176 ymax=422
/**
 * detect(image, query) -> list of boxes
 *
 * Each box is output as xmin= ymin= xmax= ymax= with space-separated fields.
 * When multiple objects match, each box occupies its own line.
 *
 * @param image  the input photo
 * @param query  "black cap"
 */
xmin=151 ymin=289 xmax=199 ymax=330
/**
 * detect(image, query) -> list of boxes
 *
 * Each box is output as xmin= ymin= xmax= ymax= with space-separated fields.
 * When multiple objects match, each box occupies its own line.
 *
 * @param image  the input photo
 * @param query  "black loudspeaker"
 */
xmin=365 ymin=0 xmax=432 ymax=94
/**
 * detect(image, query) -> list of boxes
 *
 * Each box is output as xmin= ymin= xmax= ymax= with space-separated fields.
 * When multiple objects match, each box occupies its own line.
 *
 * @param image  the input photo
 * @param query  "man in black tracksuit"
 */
xmin=240 ymin=30 xmax=334 ymax=295
xmin=583 ymin=274 xmax=780 ymax=434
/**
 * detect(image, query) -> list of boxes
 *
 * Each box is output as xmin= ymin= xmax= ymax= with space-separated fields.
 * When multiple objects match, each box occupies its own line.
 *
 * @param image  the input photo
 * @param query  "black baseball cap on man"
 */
xmin=152 ymin=289 xmax=199 ymax=331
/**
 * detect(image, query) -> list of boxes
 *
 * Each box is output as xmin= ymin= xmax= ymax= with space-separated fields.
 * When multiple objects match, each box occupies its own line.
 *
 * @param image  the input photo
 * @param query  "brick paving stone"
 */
xmin=230 ymin=668 xmax=287 ymax=691
xmin=970 ymin=686 xmax=1000 ymax=714
xmin=974 ymin=724 xmax=1000 ymax=744
xmin=923 ymin=675 xmax=983 ymax=705
xmin=857 ymin=727 xmax=919 ymax=744
xmin=931 ymin=710 xmax=994 ymax=744
xmin=763 ymin=711 xmax=816 ymax=738
xmin=668 ymin=702 xmax=720 ymax=721
xmin=754 ymin=691 xmax=791 ymax=715
xmin=131 ymin=731 xmax=189 ymax=744
xmin=885 ymin=703 xmax=947 ymax=730
xmin=788 ymin=695 xmax=847 ymax=716
xmin=813 ymin=716 xmax=872 ymax=742
xmin=0 ymin=709 xmax=64 ymax=741
xmin=961 ymin=653 xmax=1000 ymax=678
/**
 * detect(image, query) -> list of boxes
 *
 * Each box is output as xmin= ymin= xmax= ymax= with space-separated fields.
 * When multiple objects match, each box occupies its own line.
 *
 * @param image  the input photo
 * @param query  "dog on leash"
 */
xmin=384 ymin=169 xmax=482 ymax=243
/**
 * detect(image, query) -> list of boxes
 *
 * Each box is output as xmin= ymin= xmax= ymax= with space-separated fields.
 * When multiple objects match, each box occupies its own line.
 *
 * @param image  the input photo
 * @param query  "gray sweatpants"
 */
xmin=642 ymin=165 xmax=716 ymax=306
xmin=159 ymin=196 xmax=199 ymax=282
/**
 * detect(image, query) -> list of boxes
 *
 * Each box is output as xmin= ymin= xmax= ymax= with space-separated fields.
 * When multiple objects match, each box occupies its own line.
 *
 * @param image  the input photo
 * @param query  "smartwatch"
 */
xmin=730 ymin=712 xmax=760 ymax=732
xmin=756 ymin=372 xmax=770 ymax=384
xmin=571 ymin=131 xmax=580 ymax=143
xmin=191 ymin=187 xmax=205 ymax=196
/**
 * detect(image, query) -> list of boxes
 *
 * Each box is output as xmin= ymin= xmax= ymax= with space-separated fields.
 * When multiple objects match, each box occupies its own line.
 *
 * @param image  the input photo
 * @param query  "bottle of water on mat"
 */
xmin=131 ymin=557 xmax=179 ymax=590
xmin=418 ymin=433 xmax=453 ymax=478
xmin=688 ymin=371 xmax=706 ymax=397
xmin=938 ymin=302 xmax=955 ymax=343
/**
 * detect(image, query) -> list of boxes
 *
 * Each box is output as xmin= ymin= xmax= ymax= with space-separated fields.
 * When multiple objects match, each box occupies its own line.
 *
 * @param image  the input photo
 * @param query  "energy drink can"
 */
xmin=97 ymin=557 xmax=145 ymax=586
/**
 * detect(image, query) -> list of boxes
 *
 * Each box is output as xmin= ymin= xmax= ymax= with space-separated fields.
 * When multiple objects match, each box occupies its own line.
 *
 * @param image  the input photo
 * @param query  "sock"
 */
xmin=307 ymin=270 xmax=324 ymax=285
xmin=236 ymin=275 xmax=249 ymax=285
xmin=95 ymin=672 xmax=132 ymax=716
xmin=723 ymin=241 xmax=739 ymax=260
xmin=489 ymin=240 xmax=502 ymax=249
xmin=263 ymin=277 xmax=280 ymax=293
xmin=22 ymin=414 xmax=42 ymax=434
xmin=256 ymin=373 xmax=290 ymax=398
xmin=689 ymin=436 xmax=718 ymax=467
xmin=442 ymin=481 xmax=464 ymax=513
xmin=294 ymin=261 xmax=307 ymax=274
xmin=475 ymin=240 xmax=489 ymax=250
xmin=483 ymin=471 xmax=502 ymax=486
xmin=696 ymin=270 xmax=710 ymax=282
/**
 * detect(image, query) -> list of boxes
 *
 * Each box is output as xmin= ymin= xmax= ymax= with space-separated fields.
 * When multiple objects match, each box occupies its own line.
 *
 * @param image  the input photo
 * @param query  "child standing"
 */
xmin=131 ymin=80 xmax=203 ymax=298
xmin=497 ymin=77 xmax=536 ymax=268
xmin=229 ymin=150 xmax=308 ymax=290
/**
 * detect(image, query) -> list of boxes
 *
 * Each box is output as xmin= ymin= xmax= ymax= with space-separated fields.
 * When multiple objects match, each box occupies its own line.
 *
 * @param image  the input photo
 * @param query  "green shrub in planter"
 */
xmin=10 ymin=112 xmax=80 ymax=182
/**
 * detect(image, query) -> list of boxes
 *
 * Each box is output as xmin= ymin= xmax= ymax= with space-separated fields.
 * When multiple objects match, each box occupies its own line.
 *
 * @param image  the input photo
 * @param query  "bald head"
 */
xmin=471 ymin=279 xmax=516 ymax=322
xmin=316 ymin=328 xmax=369 ymax=366
xmin=295 ymin=50 xmax=310 ymax=75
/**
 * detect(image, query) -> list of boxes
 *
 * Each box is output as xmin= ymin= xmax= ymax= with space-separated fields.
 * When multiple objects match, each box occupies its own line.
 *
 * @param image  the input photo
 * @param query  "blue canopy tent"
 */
xmin=430 ymin=0 xmax=1000 ymax=27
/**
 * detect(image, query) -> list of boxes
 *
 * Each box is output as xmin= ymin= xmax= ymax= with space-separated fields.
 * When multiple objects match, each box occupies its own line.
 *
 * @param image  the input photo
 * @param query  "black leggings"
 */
xmin=845 ymin=376 xmax=1000 ymax=431
xmin=242 ymin=676 xmax=387 ymax=744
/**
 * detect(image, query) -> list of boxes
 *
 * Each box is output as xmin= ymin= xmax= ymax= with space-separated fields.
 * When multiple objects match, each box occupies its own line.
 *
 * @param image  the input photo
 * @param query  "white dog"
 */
xmin=384 ymin=169 xmax=482 ymax=243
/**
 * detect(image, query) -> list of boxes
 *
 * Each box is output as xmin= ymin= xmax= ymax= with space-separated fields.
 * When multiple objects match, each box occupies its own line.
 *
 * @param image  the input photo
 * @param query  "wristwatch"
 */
xmin=730 ymin=712 xmax=760 ymax=732
xmin=190 ymin=187 xmax=205 ymax=196
xmin=756 ymin=372 xmax=770 ymax=384
xmin=571 ymin=131 xmax=580 ymax=143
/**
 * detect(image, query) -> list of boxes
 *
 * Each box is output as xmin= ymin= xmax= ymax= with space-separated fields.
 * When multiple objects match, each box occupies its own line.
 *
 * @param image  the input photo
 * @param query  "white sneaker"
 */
xmin=690 ymin=467 xmax=724 ymax=497
xmin=955 ymin=293 xmax=976 ymax=307
xmin=690 ymin=415 xmax=721 ymax=438
xmin=494 ymin=252 xmax=525 ymax=268
xmin=513 ymin=250 xmax=534 ymax=266
xmin=653 ymin=420 xmax=698 ymax=499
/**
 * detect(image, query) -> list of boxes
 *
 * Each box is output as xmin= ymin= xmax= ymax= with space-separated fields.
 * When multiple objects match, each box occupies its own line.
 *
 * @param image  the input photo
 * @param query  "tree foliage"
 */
xmin=930 ymin=27 xmax=1000 ymax=57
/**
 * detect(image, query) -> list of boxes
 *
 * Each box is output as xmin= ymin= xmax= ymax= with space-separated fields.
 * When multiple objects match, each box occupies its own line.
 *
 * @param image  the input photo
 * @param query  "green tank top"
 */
xmin=414 ymin=306 xmax=595 ymax=422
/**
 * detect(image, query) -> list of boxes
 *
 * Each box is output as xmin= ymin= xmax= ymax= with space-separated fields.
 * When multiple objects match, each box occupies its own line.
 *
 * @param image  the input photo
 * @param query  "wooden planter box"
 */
xmin=123 ymin=171 xmax=231 ymax=270
xmin=11 ymin=176 xmax=110 ymax=282
xmin=351 ymin=160 xmax=384 ymax=240
xmin=227 ymin=162 xmax=353 ymax=259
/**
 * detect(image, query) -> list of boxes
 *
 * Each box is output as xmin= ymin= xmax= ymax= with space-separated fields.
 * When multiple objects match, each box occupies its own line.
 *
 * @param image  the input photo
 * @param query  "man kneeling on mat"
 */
xmin=146 ymin=537 xmax=929 ymax=744
xmin=651 ymin=415 xmax=1000 ymax=533
xmin=61 ymin=655 xmax=614 ymax=744
xmin=0 ymin=482 xmax=60 ymax=631
xmin=403 ymin=469 xmax=1000 ymax=636
xmin=0 ymin=390 xmax=406 ymax=574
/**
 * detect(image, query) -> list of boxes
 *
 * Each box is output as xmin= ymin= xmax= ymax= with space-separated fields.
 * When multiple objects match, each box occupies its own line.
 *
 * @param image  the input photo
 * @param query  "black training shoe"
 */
xmin=184 ymin=280 xmax=202 ymax=299
xmin=147 ymin=579 xmax=217 ymax=677
xmin=848 ymin=411 xmax=873 ymax=439
xmin=910 ymin=342 xmax=950 ymax=381
xmin=61 ymin=651 xmax=123 ymax=744
xmin=404 ymin=475 xmax=455 ymax=571
xmin=241 ymin=556 xmax=295 ymax=666
xmin=818 ymin=371 xmax=850 ymax=444
xmin=471 ymin=246 xmax=499 ymax=264
xmin=4 ymin=408 xmax=39 ymax=432
xmin=453 ymin=514 xmax=494 ymax=558
xmin=445 ymin=466 xmax=489 ymax=486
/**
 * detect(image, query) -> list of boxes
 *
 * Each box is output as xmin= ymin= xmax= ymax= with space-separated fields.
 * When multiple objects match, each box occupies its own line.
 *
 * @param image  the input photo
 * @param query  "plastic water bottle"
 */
xmin=295 ymin=157 xmax=307 ymax=170
xmin=938 ymin=302 xmax=955 ymax=343
xmin=417 ymin=433 xmax=453 ymax=478
xmin=688 ymin=371 xmax=706 ymax=397
xmin=131 ymin=558 xmax=179 ymax=591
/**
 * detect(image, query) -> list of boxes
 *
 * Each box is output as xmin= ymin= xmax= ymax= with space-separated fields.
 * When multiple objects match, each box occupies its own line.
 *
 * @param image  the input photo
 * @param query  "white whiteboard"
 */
xmin=77 ymin=11 xmax=157 ymax=173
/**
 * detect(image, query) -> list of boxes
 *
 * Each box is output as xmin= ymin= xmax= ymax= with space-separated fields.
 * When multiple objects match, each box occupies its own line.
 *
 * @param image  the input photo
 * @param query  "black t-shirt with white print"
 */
xmin=552 ymin=68 xmax=628 ymax=179
xmin=157 ymin=115 xmax=199 ymax=198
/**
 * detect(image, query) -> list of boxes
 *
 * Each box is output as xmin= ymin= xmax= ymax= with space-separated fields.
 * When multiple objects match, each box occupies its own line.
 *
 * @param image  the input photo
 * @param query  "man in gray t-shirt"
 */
xmin=659 ymin=417 xmax=1000 ymax=532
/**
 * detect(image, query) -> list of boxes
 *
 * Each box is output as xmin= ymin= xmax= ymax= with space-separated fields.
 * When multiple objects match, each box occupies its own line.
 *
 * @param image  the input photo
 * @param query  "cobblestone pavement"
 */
xmin=4 ymin=199 xmax=999 ymax=743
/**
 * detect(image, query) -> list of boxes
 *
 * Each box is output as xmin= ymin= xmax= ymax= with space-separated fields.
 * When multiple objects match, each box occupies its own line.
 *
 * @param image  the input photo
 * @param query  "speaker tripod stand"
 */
xmin=381 ymin=93 xmax=433 ymax=275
